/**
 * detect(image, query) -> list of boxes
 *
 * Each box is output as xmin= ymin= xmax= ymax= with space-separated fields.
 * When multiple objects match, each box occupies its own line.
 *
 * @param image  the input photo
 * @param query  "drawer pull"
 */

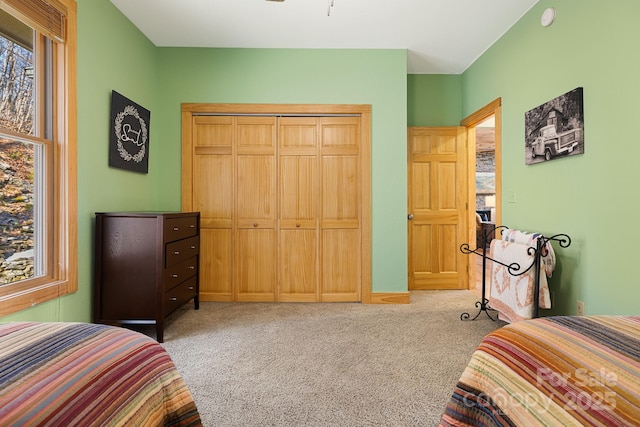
xmin=172 ymin=274 xmax=178 ymax=278
xmin=189 ymin=266 xmax=195 ymax=270
xmin=173 ymin=227 xmax=179 ymax=231
xmin=253 ymin=223 xmax=258 ymax=227
xmin=188 ymin=286 xmax=195 ymax=291
xmin=190 ymin=245 xmax=196 ymax=249
xmin=170 ymin=297 xmax=178 ymax=301
xmin=189 ymin=224 xmax=195 ymax=228
xmin=173 ymin=251 xmax=180 ymax=255
xmin=296 ymin=223 xmax=300 ymax=228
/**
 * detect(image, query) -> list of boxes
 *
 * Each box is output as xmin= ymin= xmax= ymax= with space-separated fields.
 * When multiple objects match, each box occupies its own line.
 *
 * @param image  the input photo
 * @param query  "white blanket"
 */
xmin=502 ymin=229 xmax=556 ymax=277
xmin=489 ymin=239 xmax=552 ymax=323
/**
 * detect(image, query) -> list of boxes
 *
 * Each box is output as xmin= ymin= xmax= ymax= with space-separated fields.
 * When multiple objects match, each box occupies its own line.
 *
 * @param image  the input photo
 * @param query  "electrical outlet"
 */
xmin=576 ymin=300 xmax=585 ymax=316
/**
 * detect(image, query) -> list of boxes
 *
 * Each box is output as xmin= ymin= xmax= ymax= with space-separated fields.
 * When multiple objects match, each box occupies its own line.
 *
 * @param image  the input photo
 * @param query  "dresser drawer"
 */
xmin=165 ymin=276 xmax=198 ymax=315
xmin=163 ymin=215 xmax=198 ymax=243
xmin=166 ymin=236 xmax=199 ymax=267
xmin=164 ymin=256 xmax=198 ymax=290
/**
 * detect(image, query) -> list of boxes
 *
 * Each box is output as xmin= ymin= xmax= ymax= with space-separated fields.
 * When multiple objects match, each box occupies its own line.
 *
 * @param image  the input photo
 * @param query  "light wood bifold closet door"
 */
xmin=182 ymin=104 xmax=371 ymax=303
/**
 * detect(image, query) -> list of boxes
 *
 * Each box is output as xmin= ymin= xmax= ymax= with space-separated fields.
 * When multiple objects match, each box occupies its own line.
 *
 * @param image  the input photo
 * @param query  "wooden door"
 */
xmin=277 ymin=116 xmax=361 ymax=303
xmin=407 ymin=127 xmax=468 ymax=290
xmin=320 ymin=117 xmax=361 ymax=302
xmin=278 ymin=117 xmax=319 ymax=302
xmin=235 ymin=117 xmax=277 ymax=301
xmin=192 ymin=116 xmax=234 ymax=301
xmin=183 ymin=103 xmax=371 ymax=303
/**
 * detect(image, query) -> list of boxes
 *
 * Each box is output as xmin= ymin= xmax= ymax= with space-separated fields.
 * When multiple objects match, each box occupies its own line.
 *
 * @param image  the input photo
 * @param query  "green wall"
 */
xmin=407 ymin=74 xmax=462 ymax=126
xmin=461 ymin=0 xmax=640 ymax=315
xmin=2 ymin=0 xmax=409 ymax=322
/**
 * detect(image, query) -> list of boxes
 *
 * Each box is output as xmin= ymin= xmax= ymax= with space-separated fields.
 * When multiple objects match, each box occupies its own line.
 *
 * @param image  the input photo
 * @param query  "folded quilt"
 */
xmin=502 ymin=228 xmax=556 ymax=277
xmin=489 ymin=239 xmax=551 ymax=323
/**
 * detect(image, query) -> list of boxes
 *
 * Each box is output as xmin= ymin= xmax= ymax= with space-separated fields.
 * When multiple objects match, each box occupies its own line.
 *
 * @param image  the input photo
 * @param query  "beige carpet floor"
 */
xmin=158 ymin=290 xmax=505 ymax=427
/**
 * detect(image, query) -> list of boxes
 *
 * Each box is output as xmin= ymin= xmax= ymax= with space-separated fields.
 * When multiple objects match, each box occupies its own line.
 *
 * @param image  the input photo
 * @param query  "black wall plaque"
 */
xmin=109 ymin=91 xmax=150 ymax=173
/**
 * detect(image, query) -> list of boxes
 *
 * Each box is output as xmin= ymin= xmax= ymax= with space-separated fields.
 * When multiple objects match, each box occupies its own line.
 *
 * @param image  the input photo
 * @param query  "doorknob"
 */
xmin=407 ymin=214 xmax=413 ymax=220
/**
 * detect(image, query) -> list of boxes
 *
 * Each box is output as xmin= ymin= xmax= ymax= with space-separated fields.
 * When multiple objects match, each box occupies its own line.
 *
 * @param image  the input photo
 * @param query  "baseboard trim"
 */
xmin=367 ymin=292 xmax=410 ymax=304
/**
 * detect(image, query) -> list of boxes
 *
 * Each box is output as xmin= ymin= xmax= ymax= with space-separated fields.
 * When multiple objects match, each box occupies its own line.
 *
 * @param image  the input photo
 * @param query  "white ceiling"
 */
xmin=110 ymin=0 xmax=539 ymax=74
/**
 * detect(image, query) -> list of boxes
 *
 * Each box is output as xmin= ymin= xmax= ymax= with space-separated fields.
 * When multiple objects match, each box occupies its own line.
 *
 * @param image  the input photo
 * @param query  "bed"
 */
xmin=439 ymin=316 xmax=640 ymax=426
xmin=0 ymin=322 xmax=201 ymax=426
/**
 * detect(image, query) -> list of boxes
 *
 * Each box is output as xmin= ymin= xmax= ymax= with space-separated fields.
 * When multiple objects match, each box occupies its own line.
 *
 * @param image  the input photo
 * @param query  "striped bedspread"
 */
xmin=0 ymin=322 xmax=201 ymax=426
xmin=439 ymin=316 xmax=640 ymax=426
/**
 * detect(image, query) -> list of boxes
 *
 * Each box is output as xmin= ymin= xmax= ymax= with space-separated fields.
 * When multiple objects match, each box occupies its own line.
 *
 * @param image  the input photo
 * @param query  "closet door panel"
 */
xmin=320 ymin=116 xmax=360 ymax=154
xmin=236 ymin=116 xmax=276 ymax=228
xmin=320 ymin=117 xmax=361 ymax=302
xmin=279 ymin=117 xmax=318 ymax=152
xmin=278 ymin=229 xmax=318 ymax=302
xmin=193 ymin=116 xmax=233 ymax=147
xmin=199 ymin=228 xmax=233 ymax=301
xmin=194 ymin=155 xmax=233 ymax=229
xmin=278 ymin=155 xmax=318 ymax=300
xmin=277 ymin=117 xmax=320 ymax=301
xmin=237 ymin=116 xmax=276 ymax=150
xmin=321 ymin=155 xmax=359 ymax=227
xmin=236 ymin=229 xmax=276 ymax=301
xmin=193 ymin=117 xmax=234 ymax=301
xmin=236 ymin=155 xmax=276 ymax=227
xmin=321 ymin=229 xmax=360 ymax=302
xmin=236 ymin=117 xmax=277 ymax=300
xmin=279 ymin=117 xmax=318 ymax=228
xmin=279 ymin=155 xmax=317 ymax=227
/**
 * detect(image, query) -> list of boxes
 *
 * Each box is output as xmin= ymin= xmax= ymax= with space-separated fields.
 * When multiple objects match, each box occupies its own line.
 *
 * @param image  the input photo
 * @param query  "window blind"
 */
xmin=0 ymin=0 xmax=66 ymax=43
xmin=0 ymin=8 xmax=34 ymax=49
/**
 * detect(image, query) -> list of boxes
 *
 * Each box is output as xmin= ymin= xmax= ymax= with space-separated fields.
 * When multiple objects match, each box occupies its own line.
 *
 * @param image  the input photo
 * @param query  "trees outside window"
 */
xmin=1 ymin=24 xmax=37 ymax=285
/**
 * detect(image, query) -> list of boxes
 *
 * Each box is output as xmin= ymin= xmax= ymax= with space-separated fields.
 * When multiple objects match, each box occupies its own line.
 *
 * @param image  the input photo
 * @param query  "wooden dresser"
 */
xmin=93 ymin=212 xmax=200 ymax=342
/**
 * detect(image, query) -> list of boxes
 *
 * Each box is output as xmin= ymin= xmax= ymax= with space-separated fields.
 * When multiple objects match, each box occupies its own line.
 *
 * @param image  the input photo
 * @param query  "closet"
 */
xmin=181 ymin=104 xmax=371 ymax=303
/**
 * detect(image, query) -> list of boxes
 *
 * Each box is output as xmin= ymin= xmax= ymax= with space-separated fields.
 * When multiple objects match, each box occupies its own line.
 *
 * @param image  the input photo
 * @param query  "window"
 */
xmin=0 ymin=0 xmax=77 ymax=316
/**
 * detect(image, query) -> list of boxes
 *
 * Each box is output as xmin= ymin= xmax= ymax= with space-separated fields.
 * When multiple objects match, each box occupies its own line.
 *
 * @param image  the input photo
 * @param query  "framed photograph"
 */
xmin=524 ymin=87 xmax=584 ymax=165
xmin=109 ymin=91 xmax=150 ymax=173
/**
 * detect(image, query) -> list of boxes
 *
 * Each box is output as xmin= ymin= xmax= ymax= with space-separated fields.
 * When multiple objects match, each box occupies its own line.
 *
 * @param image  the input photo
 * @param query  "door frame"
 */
xmin=460 ymin=98 xmax=502 ymax=290
xmin=181 ymin=103 xmax=375 ymax=303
